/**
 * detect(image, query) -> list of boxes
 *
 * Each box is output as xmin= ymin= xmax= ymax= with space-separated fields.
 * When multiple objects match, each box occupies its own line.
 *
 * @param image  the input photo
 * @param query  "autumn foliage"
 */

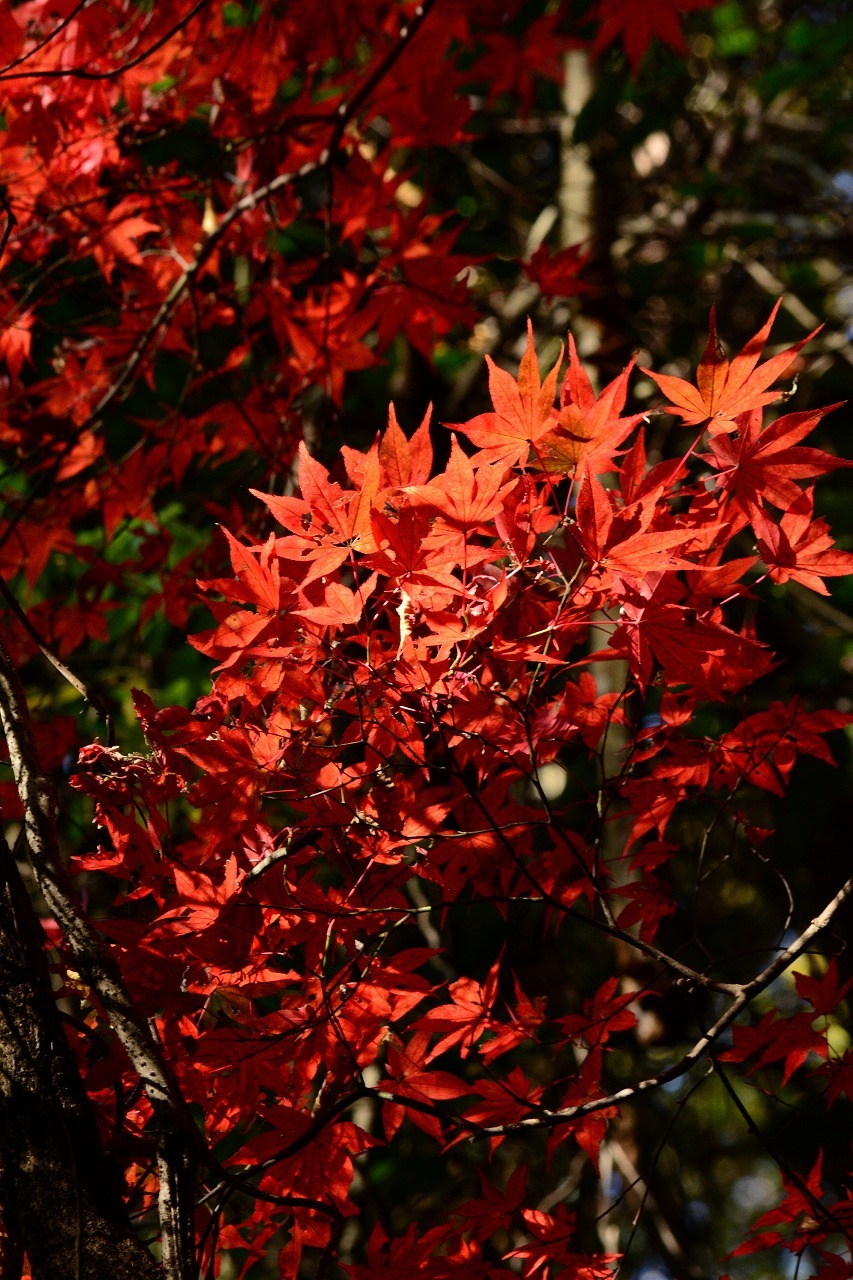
xmin=0 ymin=2 xmax=852 ymax=1279
xmin=36 ymin=314 xmax=853 ymax=1277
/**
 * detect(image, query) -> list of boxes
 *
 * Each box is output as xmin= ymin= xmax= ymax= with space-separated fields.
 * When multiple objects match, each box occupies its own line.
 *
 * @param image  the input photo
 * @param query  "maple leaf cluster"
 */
xmin=1 ymin=1 xmax=852 ymax=1276
xmin=0 ymin=0 xmax=720 ymax=668
xmin=61 ymin=313 xmax=853 ymax=1277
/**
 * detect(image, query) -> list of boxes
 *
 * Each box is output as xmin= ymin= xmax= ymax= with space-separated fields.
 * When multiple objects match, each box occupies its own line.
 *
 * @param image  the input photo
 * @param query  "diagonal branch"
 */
xmin=354 ymin=875 xmax=853 ymax=1143
xmin=0 ymin=575 xmax=115 ymax=738
xmin=83 ymin=0 xmax=438 ymax=428
xmin=475 ymin=872 xmax=853 ymax=1136
xmin=0 ymin=0 xmax=212 ymax=83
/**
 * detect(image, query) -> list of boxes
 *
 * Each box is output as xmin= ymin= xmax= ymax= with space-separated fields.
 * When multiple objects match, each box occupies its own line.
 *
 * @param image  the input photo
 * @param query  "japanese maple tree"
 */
xmin=0 ymin=3 xmax=852 ymax=1280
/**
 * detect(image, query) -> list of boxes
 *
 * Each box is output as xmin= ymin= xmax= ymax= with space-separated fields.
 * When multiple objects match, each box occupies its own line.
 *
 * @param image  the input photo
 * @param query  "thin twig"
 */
xmin=711 ymin=1050 xmax=853 ymax=1248
xmin=86 ymin=0 xmax=437 ymax=427
xmin=0 ymin=0 xmax=212 ymax=82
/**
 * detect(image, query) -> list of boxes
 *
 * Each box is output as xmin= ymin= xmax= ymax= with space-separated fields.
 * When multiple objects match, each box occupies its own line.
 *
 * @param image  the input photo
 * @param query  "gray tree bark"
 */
xmin=0 ymin=832 xmax=160 ymax=1280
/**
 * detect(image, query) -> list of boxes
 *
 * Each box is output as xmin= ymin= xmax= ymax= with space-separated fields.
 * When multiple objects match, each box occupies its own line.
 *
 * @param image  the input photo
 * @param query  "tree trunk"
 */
xmin=0 ymin=839 xmax=160 ymax=1280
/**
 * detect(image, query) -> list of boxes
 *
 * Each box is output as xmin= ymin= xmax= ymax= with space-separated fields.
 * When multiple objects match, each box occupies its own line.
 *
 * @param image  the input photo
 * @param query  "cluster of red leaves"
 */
xmin=728 ymin=1149 xmax=853 ymax=1280
xmin=3 ymin=1 xmax=852 ymax=1275
xmin=65 ymin=313 xmax=853 ymax=1276
xmin=0 ymin=0 xmax=720 ymax=662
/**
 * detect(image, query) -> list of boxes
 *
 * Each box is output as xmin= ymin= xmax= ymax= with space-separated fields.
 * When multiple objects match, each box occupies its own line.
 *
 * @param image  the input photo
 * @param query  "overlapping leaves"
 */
xmin=65 ymin=312 xmax=853 ymax=1278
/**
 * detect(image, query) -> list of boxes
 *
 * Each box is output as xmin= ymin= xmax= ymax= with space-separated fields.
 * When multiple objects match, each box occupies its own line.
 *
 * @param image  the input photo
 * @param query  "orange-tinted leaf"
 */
xmin=534 ymin=334 xmax=641 ymax=475
xmin=645 ymin=302 xmax=821 ymax=436
xmin=380 ymin=403 xmax=434 ymax=488
xmin=454 ymin=320 xmax=561 ymax=465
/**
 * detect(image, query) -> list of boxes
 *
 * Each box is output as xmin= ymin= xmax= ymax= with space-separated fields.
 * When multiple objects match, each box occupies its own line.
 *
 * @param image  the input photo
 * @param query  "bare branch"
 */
xmin=474 ymin=873 xmax=853 ymax=1136
xmin=0 ymin=576 xmax=115 ymax=738
xmin=0 ymin=0 xmax=88 ymax=78
xmin=0 ymin=0 xmax=212 ymax=83
xmin=353 ymin=875 xmax=853 ymax=1143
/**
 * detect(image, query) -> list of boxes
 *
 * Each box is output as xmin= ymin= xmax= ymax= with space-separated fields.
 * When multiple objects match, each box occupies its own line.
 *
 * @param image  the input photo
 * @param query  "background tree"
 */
xmin=0 ymin=1 xmax=852 ymax=1278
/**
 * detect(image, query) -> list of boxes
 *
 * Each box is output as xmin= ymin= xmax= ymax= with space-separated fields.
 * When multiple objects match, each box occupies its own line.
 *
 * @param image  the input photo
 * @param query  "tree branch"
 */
xmin=0 ymin=818 xmax=160 ymax=1279
xmin=0 ymin=631 xmax=198 ymax=1279
xmin=0 ymin=0 xmax=212 ymax=83
xmin=0 ymin=576 xmax=115 ymax=739
xmin=474 ymin=873 xmax=853 ymax=1136
xmin=349 ymin=875 xmax=853 ymax=1143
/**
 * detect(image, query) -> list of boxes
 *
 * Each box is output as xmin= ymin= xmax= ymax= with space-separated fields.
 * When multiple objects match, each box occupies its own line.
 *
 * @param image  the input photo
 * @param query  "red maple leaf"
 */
xmin=452 ymin=1166 xmax=526 ymax=1242
xmin=705 ymin=404 xmax=849 ymax=514
xmin=549 ymin=671 xmax=622 ymax=750
xmin=616 ymin=580 xmax=764 ymax=698
xmin=505 ymin=1204 xmax=618 ymax=1277
xmin=731 ymin=1152 xmax=829 ymax=1257
xmin=379 ymin=1033 xmax=470 ymax=1142
xmin=644 ymin=301 xmax=820 ymax=436
xmin=573 ymin=466 xmax=696 ymax=587
xmin=414 ymin=954 xmax=535 ymax=1064
xmin=294 ymin=572 xmax=379 ymax=627
xmin=557 ymin=976 xmax=637 ymax=1049
xmin=464 ymin=1066 xmax=545 ymax=1132
xmin=414 ymin=973 xmax=499 ymax=1062
xmin=523 ymin=242 xmax=590 ymax=300
xmin=0 ymin=309 xmax=34 ymax=382
xmin=406 ymin=435 xmax=516 ymax=531
xmin=713 ymin=700 xmax=850 ymax=796
xmin=795 ymin=959 xmax=853 ymax=1019
xmin=590 ymin=0 xmax=718 ymax=71
xmin=752 ymin=488 xmax=853 ymax=595
xmin=453 ymin=321 xmax=562 ymax=466
xmin=92 ymin=213 xmax=160 ymax=278
xmin=366 ymin=503 xmax=470 ymax=605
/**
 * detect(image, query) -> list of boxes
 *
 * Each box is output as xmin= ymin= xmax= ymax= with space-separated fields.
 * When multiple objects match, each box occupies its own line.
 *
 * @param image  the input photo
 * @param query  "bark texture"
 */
xmin=0 ymin=841 xmax=159 ymax=1280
